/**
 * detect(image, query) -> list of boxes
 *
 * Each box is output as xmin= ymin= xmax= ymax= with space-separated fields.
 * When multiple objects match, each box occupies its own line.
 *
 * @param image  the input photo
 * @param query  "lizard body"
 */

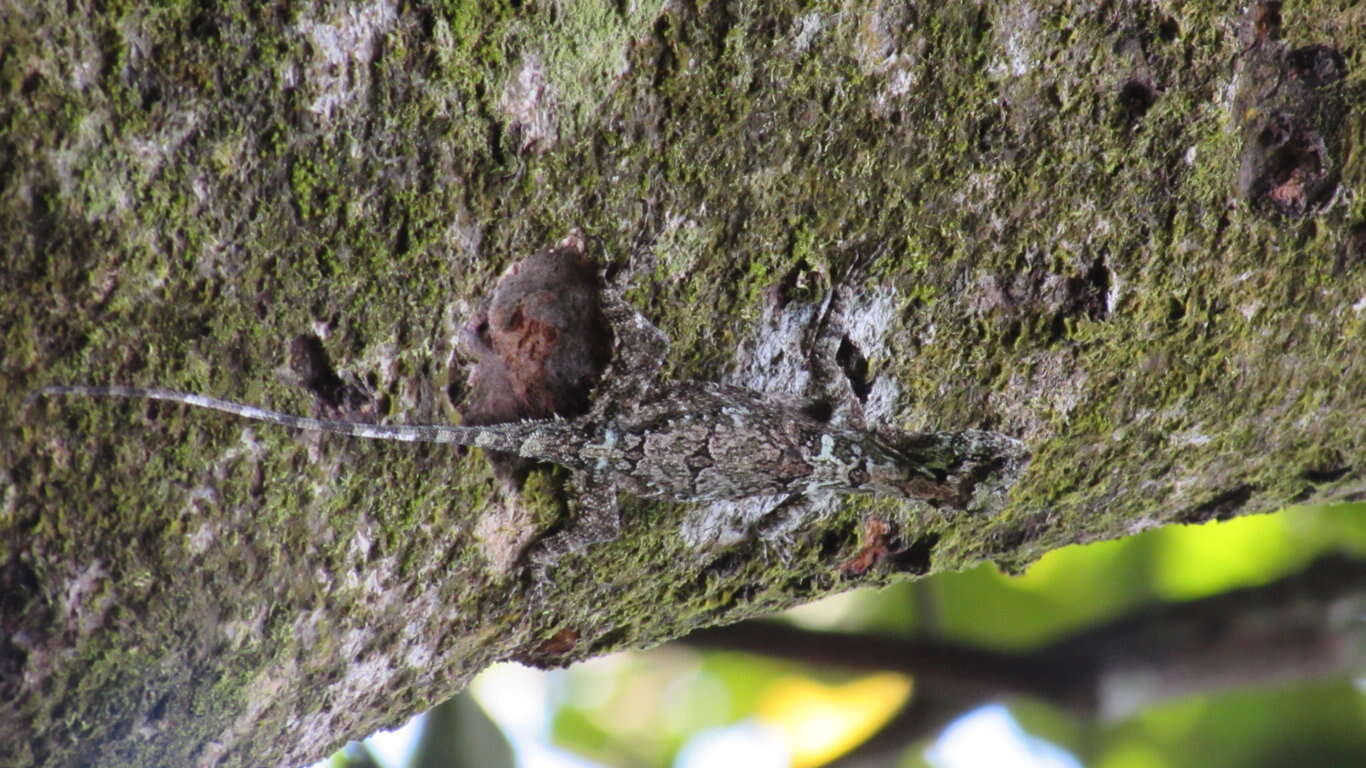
xmin=28 ymin=379 xmax=1002 ymax=507
xmin=30 ymin=236 xmax=1027 ymax=566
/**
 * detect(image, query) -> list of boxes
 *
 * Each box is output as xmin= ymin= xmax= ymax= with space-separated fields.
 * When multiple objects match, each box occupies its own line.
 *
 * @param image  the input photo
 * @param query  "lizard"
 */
xmin=28 ymin=234 xmax=1028 ymax=567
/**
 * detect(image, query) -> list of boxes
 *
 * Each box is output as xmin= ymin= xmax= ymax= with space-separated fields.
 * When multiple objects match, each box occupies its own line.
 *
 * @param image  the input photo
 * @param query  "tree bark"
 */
xmin=1 ymin=1 xmax=1362 ymax=766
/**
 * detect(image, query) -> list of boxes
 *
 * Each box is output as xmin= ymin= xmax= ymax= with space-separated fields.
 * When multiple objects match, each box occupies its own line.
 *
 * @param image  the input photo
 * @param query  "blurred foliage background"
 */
xmin=332 ymin=502 xmax=1366 ymax=768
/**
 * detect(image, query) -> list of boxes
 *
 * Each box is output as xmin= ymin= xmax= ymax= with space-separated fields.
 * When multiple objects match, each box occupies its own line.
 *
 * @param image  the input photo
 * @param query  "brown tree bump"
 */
xmin=459 ymin=238 xmax=613 ymax=477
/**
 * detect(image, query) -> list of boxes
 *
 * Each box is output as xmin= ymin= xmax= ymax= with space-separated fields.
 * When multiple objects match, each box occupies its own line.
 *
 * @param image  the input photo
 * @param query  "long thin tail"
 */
xmin=28 ymin=385 xmax=503 ymax=447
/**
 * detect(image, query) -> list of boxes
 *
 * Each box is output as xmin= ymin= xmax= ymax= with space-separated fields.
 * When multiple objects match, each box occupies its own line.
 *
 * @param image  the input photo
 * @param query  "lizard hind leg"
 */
xmin=525 ymin=471 xmax=622 ymax=569
xmin=589 ymin=278 xmax=669 ymax=416
xmin=553 ymin=229 xmax=669 ymax=416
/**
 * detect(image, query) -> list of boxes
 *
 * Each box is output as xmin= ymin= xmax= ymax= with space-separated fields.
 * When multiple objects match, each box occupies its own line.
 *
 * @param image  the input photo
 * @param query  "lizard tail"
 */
xmin=27 ymin=385 xmax=497 ymax=447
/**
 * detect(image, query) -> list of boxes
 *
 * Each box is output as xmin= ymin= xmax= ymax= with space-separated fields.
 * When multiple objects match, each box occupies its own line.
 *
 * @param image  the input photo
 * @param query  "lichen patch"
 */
xmin=839 ymin=288 xmax=900 ymax=423
xmin=724 ymin=297 xmax=819 ymax=399
xmin=472 ymin=494 xmax=539 ymax=576
xmin=500 ymin=55 xmax=558 ymax=154
xmin=793 ymin=13 xmax=824 ymax=52
xmin=297 ymin=0 xmax=398 ymax=120
xmin=990 ymin=1 xmax=1042 ymax=79
xmin=849 ymin=1 xmax=920 ymax=111
xmin=60 ymin=561 xmax=111 ymax=637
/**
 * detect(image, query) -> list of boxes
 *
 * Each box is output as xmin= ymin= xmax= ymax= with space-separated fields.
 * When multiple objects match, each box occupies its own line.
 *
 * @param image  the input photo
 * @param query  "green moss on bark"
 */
xmin=2 ymin=1 xmax=1363 ymax=766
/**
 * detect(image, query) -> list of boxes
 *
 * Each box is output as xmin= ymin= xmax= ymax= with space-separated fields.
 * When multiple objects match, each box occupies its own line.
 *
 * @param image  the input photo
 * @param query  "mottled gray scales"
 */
xmin=30 ymin=234 xmax=1028 ymax=570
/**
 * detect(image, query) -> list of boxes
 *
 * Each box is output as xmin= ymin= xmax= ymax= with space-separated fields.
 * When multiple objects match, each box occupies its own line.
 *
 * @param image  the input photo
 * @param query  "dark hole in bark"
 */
xmin=835 ymin=336 xmax=872 ymax=402
xmin=602 ymin=258 xmax=624 ymax=284
xmin=1166 ymin=297 xmax=1186 ymax=324
xmin=290 ymin=335 xmax=348 ymax=410
xmin=1059 ymin=257 xmax=1111 ymax=323
xmin=819 ymin=527 xmax=853 ymax=560
xmin=0 ymin=557 xmax=45 ymax=703
xmin=1117 ymin=78 xmax=1156 ymax=123
xmin=1302 ymin=466 xmax=1349 ymax=483
xmin=189 ymin=12 xmax=219 ymax=40
xmin=1340 ymin=222 xmax=1366 ymax=274
xmin=1286 ymin=45 xmax=1346 ymax=88
xmin=889 ymin=533 xmax=940 ymax=575
xmin=801 ymin=399 xmax=834 ymax=423
xmin=147 ymin=694 xmax=171 ymax=722
xmin=0 ymin=637 xmax=26 ymax=702
xmin=1180 ymin=485 xmax=1256 ymax=524
xmin=998 ymin=318 xmax=1021 ymax=348
xmin=1085 ymin=258 xmax=1111 ymax=319
xmin=1157 ymin=17 xmax=1179 ymax=42
xmin=0 ymin=557 xmax=39 ymax=618
xmin=140 ymin=84 xmax=161 ymax=112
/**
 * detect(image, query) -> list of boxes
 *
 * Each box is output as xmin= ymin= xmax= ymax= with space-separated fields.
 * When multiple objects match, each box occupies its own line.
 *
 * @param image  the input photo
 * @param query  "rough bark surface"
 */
xmin=1 ymin=1 xmax=1363 ymax=767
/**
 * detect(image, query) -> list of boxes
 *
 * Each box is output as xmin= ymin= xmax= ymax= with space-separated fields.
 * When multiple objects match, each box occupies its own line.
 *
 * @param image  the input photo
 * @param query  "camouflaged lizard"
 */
xmin=30 ymin=236 xmax=1027 ymax=567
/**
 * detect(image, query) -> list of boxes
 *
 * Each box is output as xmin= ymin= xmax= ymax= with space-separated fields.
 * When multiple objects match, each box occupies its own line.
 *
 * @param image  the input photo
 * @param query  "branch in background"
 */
xmin=684 ymin=616 xmax=1096 ymax=708
xmin=1056 ymin=553 xmax=1366 ymax=718
xmin=681 ymin=555 xmax=1366 ymax=762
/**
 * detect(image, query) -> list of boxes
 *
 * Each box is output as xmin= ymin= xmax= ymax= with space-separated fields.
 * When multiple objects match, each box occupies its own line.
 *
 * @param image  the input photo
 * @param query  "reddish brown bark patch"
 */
xmin=459 ymin=234 xmax=613 ymax=478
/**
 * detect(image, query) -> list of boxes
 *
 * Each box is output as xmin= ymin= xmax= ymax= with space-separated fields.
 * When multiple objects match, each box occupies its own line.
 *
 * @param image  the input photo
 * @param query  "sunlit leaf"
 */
xmin=755 ymin=672 xmax=912 ymax=767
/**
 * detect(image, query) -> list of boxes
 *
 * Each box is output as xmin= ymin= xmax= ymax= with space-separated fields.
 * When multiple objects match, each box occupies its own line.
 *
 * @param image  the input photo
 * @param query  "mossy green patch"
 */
xmin=4 ymin=1 xmax=1364 ymax=766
